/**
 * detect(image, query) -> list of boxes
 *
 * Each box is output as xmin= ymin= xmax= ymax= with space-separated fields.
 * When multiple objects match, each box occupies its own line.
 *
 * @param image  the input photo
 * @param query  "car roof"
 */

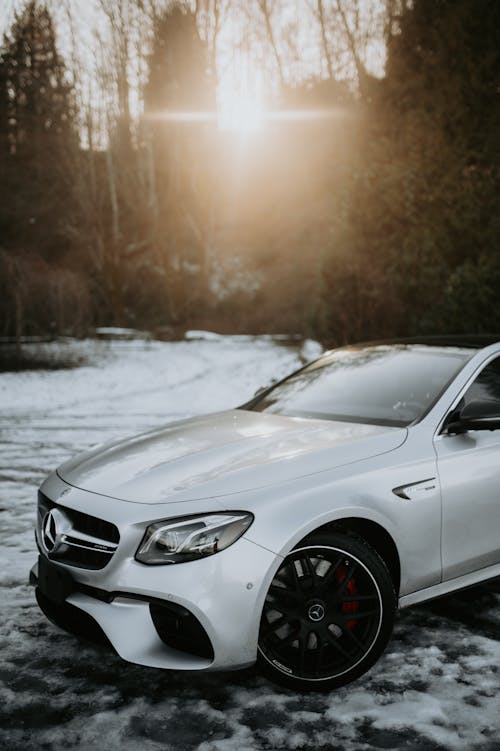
xmin=351 ymin=335 xmax=500 ymax=351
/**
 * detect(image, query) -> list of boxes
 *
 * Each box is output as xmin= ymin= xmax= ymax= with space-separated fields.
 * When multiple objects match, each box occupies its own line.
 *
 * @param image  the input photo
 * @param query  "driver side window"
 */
xmin=462 ymin=356 xmax=500 ymax=408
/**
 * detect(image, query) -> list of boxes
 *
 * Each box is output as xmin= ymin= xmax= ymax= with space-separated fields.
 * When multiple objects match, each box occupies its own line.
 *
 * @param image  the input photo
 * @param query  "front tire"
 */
xmin=257 ymin=532 xmax=396 ymax=690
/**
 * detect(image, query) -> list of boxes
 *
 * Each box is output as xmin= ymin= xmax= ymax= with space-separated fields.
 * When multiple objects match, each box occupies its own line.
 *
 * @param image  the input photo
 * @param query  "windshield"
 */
xmin=246 ymin=346 xmax=471 ymax=427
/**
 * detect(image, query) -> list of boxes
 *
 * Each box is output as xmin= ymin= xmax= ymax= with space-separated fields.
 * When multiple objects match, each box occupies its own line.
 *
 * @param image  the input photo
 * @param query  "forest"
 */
xmin=0 ymin=0 xmax=499 ymax=345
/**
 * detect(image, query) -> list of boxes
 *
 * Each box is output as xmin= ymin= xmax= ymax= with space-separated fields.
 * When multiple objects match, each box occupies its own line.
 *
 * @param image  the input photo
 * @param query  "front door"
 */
xmin=435 ymin=355 xmax=500 ymax=581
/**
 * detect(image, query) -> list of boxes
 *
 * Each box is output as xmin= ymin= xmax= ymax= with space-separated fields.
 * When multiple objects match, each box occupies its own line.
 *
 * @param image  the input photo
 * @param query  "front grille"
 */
xmin=38 ymin=490 xmax=120 ymax=570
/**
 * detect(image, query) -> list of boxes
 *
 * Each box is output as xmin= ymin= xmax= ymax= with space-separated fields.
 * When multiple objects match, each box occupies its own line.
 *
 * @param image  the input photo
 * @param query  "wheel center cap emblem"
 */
xmin=308 ymin=603 xmax=325 ymax=622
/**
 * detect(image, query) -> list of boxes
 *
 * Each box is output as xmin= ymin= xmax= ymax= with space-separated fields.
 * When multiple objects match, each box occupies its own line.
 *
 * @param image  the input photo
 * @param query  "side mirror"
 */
xmin=445 ymin=399 xmax=500 ymax=434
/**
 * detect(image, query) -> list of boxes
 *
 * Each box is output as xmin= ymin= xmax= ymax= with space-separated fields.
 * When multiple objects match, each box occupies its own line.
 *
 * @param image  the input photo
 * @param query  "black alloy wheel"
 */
xmin=258 ymin=532 xmax=396 ymax=690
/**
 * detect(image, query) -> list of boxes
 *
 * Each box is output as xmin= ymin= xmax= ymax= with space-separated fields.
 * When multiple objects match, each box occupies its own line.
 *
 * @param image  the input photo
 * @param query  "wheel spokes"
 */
xmin=337 ymin=561 xmax=357 ymax=594
xmin=339 ymin=609 xmax=379 ymax=621
xmin=341 ymin=594 xmax=378 ymax=603
xmin=342 ymin=625 xmax=365 ymax=651
xmin=297 ymin=633 xmax=307 ymax=673
xmin=320 ymin=556 xmax=344 ymax=588
xmin=267 ymin=583 xmax=299 ymax=612
xmin=314 ymin=638 xmax=326 ymax=675
xmin=288 ymin=558 xmax=303 ymax=593
xmin=262 ymin=613 xmax=295 ymax=637
xmin=325 ymin=629 xmax=351 ymax=658
xmin=288 ymin=554 xmax=319 ymax=593
xmin=301 ymin=555 xmax=319 ymax=587
xmin=281 ymin=627 xmax=301 ymax=646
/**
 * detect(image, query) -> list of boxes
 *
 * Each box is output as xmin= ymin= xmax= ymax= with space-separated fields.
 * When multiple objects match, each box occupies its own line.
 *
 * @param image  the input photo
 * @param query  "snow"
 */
xmin=300 ymin=338 xmax=323 ymax=362
xmin=184 ymin=330 xmax=225 ymax=341
xmin=95 ymin=327 xmax=152 ymax=340
xmin=1 ymin=336 xmax=500 ymax=751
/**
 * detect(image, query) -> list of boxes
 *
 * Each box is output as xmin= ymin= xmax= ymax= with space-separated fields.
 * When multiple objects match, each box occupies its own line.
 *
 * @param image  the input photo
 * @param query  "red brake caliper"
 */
xmin=337 ymin=563 xmax=359 ymax=629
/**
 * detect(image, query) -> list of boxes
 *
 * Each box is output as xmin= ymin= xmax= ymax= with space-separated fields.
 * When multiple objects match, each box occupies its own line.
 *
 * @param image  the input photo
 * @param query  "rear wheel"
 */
xmin=258 ymin=532 xmax=396 ymax=690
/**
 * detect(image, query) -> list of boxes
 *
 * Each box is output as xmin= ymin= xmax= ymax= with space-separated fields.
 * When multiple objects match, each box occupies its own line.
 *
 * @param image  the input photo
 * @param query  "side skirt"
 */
xmin=399 ymin=561 xmax=500 ymax=609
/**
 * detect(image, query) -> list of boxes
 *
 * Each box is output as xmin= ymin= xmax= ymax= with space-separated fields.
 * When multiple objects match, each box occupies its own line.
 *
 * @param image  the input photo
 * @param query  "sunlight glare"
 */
xmin=217 ymin=70 xmax=264 ymax=134
xmin=218 ymin=93 xmax=264 ymax=133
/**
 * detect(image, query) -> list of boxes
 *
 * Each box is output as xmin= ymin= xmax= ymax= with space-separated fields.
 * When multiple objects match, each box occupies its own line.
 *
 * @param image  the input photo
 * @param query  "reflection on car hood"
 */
xmin=57 ymin=409 xmax=407 ymax=503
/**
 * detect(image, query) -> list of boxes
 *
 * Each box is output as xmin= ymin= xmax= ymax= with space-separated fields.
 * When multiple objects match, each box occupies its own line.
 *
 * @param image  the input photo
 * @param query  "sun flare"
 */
xmin=218 ymin=91 xmax=265 ymax=133
xmin=217 ymin=69 xmax=265 ymax=134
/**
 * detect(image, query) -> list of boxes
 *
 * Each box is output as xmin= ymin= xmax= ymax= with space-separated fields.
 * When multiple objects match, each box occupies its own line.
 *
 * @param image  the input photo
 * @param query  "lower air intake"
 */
xmin=150 ymin=601 xmax=214 ymax=660
xmin=36 ymin=587 xmax=111 ymax=647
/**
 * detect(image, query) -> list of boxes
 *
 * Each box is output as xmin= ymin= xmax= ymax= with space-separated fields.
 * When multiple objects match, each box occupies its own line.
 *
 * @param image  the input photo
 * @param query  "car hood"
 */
xmin=58 ymin=409 xmax=407 ymax=503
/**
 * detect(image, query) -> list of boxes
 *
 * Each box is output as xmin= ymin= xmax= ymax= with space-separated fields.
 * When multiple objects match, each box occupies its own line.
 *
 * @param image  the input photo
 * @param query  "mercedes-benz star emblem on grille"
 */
xmin=42 ymin=508 xmax=72 ymax=555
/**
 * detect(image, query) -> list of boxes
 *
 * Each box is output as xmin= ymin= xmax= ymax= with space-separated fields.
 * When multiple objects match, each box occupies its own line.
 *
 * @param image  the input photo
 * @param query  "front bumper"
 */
xmin=31 ymin=475 xmax=280 ymax=672
xmin=31 ymin=536 xmax=277 ymax=671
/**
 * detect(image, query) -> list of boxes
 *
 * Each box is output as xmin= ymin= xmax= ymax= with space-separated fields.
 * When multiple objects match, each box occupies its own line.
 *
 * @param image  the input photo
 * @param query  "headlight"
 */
xmin=135 ymin=512 xmax=254 ymax=565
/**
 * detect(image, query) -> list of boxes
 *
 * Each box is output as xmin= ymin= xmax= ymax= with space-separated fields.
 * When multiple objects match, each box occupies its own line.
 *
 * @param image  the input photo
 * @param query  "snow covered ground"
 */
xmin=1 ymin=336 xmax=500 ymax=751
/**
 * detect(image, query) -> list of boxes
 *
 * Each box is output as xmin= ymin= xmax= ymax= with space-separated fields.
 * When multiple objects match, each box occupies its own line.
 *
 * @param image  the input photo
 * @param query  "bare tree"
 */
xmin=316 ymin=0 xmax=334 ymax=79
xmin=195 ymin=0 xmax=231 ymax=84
xmin=334 ymin=0 xmax=367 ymax=91
xmin=255 ymin=0 xmax=285 ymax=87
xmin=98 ymin=0 xmax=137 ymax=151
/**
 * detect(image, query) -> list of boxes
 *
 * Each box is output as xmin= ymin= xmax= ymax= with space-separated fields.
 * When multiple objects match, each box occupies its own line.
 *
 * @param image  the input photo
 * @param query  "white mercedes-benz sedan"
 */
xmin=30 ymin=336 xmax=500 ymax=690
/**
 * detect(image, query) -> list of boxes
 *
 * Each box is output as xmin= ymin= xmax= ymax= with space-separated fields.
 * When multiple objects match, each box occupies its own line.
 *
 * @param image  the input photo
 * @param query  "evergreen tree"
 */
xmin=319 ymin=0 xmax=500 ymax=342
xmin=382 ymin=0 xmax=500 ymax=330
xmin=0 ymin=1 xmax=77 ymax=163
xmin=0 ymin=1 xmax=78 ymax=260
xmin=142 ymin=3 xmax=215 ymax=319
xmin=144 ymin=5 xmax=213 ymax=115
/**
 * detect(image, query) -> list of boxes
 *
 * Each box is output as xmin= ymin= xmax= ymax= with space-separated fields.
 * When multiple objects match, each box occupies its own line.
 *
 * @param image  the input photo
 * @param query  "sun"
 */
xmin=217 ymin=73 xmax=265 ymax=134
xmin=218 ymin=90 xmax=265 ymax=133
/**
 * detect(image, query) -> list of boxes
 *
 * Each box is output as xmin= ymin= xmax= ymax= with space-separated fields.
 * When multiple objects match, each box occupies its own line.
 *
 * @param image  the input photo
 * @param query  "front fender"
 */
xmin=243 ymin=446 xmax=441 ymax=598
